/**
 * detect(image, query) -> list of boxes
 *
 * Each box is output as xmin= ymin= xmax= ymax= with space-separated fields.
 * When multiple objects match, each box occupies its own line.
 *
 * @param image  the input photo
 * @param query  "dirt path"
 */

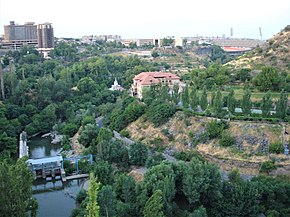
xmin=71 ymin=127 xmax=83 ymax=156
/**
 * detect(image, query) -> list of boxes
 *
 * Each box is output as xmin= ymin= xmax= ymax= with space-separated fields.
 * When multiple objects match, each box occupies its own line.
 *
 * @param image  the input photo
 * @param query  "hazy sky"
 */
xmin=0 ymin=0 xmax=289 ymax=39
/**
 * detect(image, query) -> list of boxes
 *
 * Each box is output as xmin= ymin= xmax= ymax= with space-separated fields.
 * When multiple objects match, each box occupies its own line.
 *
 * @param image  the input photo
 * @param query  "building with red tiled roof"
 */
xmin=131 ymin=72 xmax=181 ymax=99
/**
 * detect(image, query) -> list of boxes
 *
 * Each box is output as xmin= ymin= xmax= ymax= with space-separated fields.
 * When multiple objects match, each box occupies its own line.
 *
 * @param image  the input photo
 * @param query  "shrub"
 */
xmin=219 ymin=131 xmax=235 ymax=147
xmin=269 ymin=142 xmax=284 ymax=154
xmin=260 ymin=160 xmax=276 ymax=173
xmin=120 ymin=129 xmax=130 ymax=138
xmin=205 ymin=120 xmax=228 ymax=139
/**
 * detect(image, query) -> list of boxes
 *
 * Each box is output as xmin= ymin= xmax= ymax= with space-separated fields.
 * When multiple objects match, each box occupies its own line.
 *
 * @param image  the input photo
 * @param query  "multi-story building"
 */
xmin=2 ymin=21 xmax=38 ymax=49
xmin=37 ymin=23 xmax=54 ymax=48
xmin=131 ymin=72 xmax=181 ymax=99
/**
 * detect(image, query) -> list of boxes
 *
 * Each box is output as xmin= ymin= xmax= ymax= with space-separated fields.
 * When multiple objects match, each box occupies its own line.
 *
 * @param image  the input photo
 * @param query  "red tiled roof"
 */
xmin=134 ymin=72 xmax=180 ymax=85
xmin=222 ymin=46 xmax=248 ymax=52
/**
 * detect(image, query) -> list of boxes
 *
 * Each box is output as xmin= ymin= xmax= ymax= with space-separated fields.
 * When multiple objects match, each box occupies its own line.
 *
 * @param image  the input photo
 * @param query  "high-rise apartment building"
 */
xmin=2 ymin=21 xmax=38 ymax=48
xmin=37 ymin=23 xmax=54 ymax=48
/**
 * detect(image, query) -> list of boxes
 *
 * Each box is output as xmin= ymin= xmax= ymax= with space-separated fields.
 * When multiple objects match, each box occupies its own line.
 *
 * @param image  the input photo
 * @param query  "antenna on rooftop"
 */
xmin=230 ymin=27 xmax=233 ymax=38
xmin=259 ymin=27 xmax=263 ymax=41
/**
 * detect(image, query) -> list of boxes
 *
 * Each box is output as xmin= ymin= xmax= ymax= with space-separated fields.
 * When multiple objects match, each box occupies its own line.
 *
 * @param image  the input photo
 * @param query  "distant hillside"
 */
xmin=226 ymin=25 xmax=290 ymax=72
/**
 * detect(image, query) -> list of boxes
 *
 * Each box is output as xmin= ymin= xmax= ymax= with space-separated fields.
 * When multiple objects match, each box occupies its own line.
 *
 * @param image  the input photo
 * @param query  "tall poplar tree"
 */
xmin=261 ymin=91 xmax=272 ymax=117
xmin=86 ymin=173 xmax=100 ymax=217
xmin=200 ymin=87 xmax=208 ymax=111
xmin=182 ymin=84 xmax=190 ymax=108
xmin=242 ymin=89 xmax=252 ymax=116
xmin=276 ymin=90 xmax=288 ymax=119
xmin=214 ymin=90 xmax=223 ymax=115
xmin=227 ymin=89 xmax=236 ymax=114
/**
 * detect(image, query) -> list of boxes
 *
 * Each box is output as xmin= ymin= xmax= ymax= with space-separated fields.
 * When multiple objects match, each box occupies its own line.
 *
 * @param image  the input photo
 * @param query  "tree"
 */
xmin=242 ymin=89 xmax=252 ymax=116
xmin=98 ymin=185 xmax=117 ymax=217
xmin=261 ymin=91 xmax=272 ymax=117
xmin=182 ymin=84 xmax=190 ymax=108
xmin=143 ymin=190 xmax=165 ymax=217
xmin=0 ymin=159 xmax=35 ymax=217
xmin=129 ymin=141 xmax=148 ymax=166
xmin=92 ymin=161 xmax=113 ymax=185
xmin=253 ymin=67 xmax=282 ymax=91
xmin=172 ymin=84 xmax=180 ymax=105
xmin=190 ymin=86 xmax=199 ymax=111
xmin=200 ymin=87 xmax=208 ymax=111
xmin=276 ymin=90 xmax=288 ymax=119
xmin=151 ymin=51 xmax=159 ymax=58
xmin=86 ymin=173 xmax=100 ymax=217
xmin=227 ymin=89 xmax=236 ymax=114
xmin=213 ymin=89 xmax=223 ymax=115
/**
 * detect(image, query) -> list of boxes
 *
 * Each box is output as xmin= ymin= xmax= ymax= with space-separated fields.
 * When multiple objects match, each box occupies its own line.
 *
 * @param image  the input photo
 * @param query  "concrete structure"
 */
xmin=37 ymin=23 xmax=54 ymax=48
xmin=131 ymin=72 xmax=181 ymax=99
xmin=2 ymin=21 xmax=38 ymax=49
xmin=136 ymin=39 xmax=154 ymax=47
xmin=174 ymin=37 xmax=184 ymax=47
xmin=27 ymin=156 xmax=64 ymax=180
xmin=109 ymin=78 xmax=124 ymax=91
xmin=19 ymin=131 xmax=29 ymax=158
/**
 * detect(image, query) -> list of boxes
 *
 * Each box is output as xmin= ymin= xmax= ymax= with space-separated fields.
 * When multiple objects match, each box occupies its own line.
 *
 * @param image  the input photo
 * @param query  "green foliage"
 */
xmin=146 ymin=100 xmax=176 ymax=127
xmin=242 ymin=89 xmax=252 ymax=116
xmin=0 ymin=159 xmax=35 ymax=217
xmin=260 ymin=160 xmax=276 ymax=173
xmin=92 ymin=160 xmax=113 ymax=185
xmin=252 ymin=67 xmax=284 ymax=91
xmin=120 ymin=129 xmax=130 ymax=138
xmin=144 ymin=190 xmax=165 ymax=217
xmin=76 ymin=189 xmax=87 ymax=205
xmin=182 ymin=85 xmax=190 ymax=108
xmin=200 ymin=87 xmax=208 ymax=111
xmin=269 ymin=142 xmax=284 ymax=154
xmin=261 ymin=91 xmax=272 ymax=117
xmin=227 ymin=89 xmax=236 ymax=114
xmin=276 ymin=90 xmax=288 ymax=119
xmin=129 ymin=142 xmax=148 ymax=166
xmin=174 ymin=151 xmax=205 ymax=162
xmin=79 ymin=124 xmax=99 ymax=147
xmin=86 ymin=173 xmax=100 ymax=217
xmin=204 ymin=120 xmax=228 ymax=140
xmin=98 ymin=185 xmax=117 ymax=217
xmin=63 ymin=123 xmax=79 ymax=137
xmin=219 ymin=131 xmax=235 ymax=147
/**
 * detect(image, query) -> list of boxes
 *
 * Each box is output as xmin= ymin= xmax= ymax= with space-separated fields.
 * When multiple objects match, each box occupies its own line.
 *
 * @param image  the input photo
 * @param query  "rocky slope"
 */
xmin=226 ymin=25 xmax=290 ymax=72
xmin=127 ymin=112 xmax=290 ymax=175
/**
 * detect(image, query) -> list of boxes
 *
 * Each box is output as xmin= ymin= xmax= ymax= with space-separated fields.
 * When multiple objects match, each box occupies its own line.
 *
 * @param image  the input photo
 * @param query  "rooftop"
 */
xmin=134 ymin=72 xmax=180 ymax=85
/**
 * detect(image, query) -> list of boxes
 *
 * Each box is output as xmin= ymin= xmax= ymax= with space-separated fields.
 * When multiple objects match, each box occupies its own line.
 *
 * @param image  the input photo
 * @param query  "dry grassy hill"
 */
xmin=226 ymin=25 xmax=290 ymax=72
xmin=127 ymin=112 xmax=290 ymax=175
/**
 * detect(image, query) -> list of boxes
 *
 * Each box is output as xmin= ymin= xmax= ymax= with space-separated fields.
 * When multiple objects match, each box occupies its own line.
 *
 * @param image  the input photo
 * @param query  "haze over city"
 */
xmin=0 ymin=0 xmax=289 ymax=39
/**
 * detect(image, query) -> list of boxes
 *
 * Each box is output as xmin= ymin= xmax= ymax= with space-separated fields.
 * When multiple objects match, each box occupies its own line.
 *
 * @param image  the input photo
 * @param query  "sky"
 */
xmin=0 ymin=0 xmax=289 ymax=40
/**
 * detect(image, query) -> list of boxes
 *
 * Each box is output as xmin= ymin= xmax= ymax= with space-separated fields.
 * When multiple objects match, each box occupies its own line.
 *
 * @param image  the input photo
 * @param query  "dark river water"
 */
xmin=28 ymin=136 xmax=84 ymax=217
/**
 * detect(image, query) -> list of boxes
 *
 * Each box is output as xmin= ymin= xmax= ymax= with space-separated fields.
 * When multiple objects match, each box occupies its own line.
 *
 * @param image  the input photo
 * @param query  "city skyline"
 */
xmin=0 ymin=0 xmax=289 ymax=40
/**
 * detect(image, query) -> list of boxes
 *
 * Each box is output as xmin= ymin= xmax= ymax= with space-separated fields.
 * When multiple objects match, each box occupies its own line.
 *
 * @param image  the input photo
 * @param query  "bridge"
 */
xmin=27 ymin=154 xmax=93 ymax=181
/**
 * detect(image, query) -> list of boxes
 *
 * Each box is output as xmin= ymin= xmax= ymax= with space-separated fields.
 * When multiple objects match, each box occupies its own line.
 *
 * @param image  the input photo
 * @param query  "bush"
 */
xmin=260 ymin=160 xmax=276 ymax=173
xmin=205 ymin=120 xmax=228 ymax=139
xmin=269 ymin=142 xmax=284 ymax=154
xmin=219 ymin=131 xmax=235 ymax=147
xmin=120 ymin=129 xmax=130 ymax=138
xmin=174 ymin=151 xmax=205 ymax=162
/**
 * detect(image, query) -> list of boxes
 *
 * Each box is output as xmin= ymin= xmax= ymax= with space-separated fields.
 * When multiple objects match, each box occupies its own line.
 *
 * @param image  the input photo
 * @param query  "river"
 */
xmin=28 ymin=136 xmax=85 ymax=217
